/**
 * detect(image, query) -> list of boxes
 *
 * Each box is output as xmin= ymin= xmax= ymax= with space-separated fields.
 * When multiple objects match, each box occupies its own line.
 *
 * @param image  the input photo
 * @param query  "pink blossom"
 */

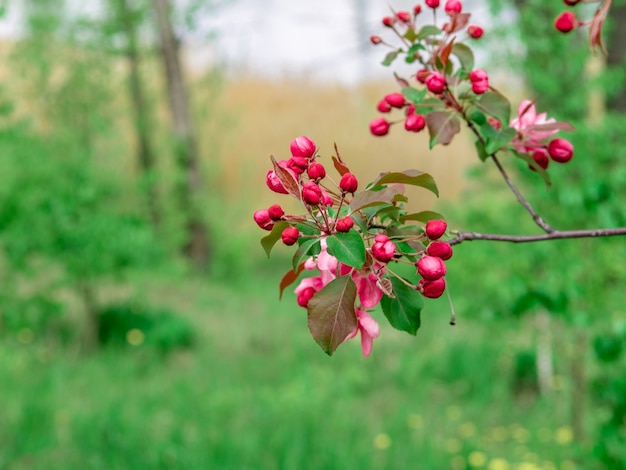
xmin=346 ymin=308 xmax=380 ymax=357
xmin=352 ymin=270 xmax=384 ymax=309
xmin=510 ymin=100 xmax=558 ymax=145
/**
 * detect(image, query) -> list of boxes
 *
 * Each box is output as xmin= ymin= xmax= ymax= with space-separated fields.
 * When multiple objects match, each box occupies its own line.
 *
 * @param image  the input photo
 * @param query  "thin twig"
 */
xmin=448 ymin=227 xmax=626 ymax=245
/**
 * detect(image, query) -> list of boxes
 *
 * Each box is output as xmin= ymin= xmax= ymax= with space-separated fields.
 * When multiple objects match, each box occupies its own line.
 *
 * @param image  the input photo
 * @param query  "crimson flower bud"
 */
xmin=530 ymin=150 xmax=550 ymax=170
xmin=554 ymin=11 xmax=578 ymax=33
xmin=445 ymin=0 xmax=462 ymax=14
xmin=564 ymin=0 xmax=580 ymax=5
xmin=268 ymin=204 xmax=284 ymax=221
xmin=425 ymin=219 xmax=447 ymax=240
xmin=469 ymin=69 xmax=488 ymax=82
xmin=372 ymin=234 xmax=396 ymax=263
xmin=281 ymin=226 xmax=299 ymax=246
xmin=413 ymin=5 xmax=422 ymax=15
xmin=335 ymin=216 xmax=354 ymax=233
xmin=266 ymin=170 xmax=288 ymax=194
xmin=370 ymin=35 xmax=383 ymax=45
xmin=427 ymin=241 xmax=453 ymax=260
xmin=426 ymin=72 xmax=446 ymax=95
xmin=297 ymin=286 xmax=316 ymax=308
xmin=417 ymin=277 xmax=446 ymax=298
xmin=287 ymin=156 xmax=309 ymax=175
xmin=405 ymin=114 xmax=426 ymax=133
xmin=406 ymin=104 xmax=416 ymax=116
xmin=488 ymin=117 xmax=501 ymax=130
xmin=290 ymin=135 xmax=317 ymax=159
xmin=467 ymin=24 xmax=484 ymax=38
xmin=370 ymin=117 xmax=391 ymax=136
xmin=396 ymin=11 xmax=411 ymax=23
xmin=382 ymin=16 xmax=395 ymax=27
xmin=547 ymin=138 xmax=574 ymax=163
xmin=307 ymin=162 xmax=326 ymax=180
xmin=254 ymin=209 xmax=274 ymax=231
xmin=472 ymin=80 xmax=489 ymax=94
xmin=416 ymin=68 xmax=429 ymax=84
xmin=425 ymin=0 xmax=440 ymax=8
xmin=417 ymin=255 xmax=447 ymax=280
xmin=377 ymin=99 xmax=392 ymax=113
xmin=339 ymin=173 xmax=358 ymax=194
xmin=384 ymin=92 xmax=406 ymax=109
xmin=302 ymin=182 xmax=323 ymax=205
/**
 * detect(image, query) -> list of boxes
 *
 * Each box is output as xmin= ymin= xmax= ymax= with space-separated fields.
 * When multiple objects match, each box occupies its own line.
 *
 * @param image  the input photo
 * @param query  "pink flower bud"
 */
xmin=444 ymin=0 xmax=462 ymax=14
xmin=370 ymin=35 xmax=383 ymax=45
xmin=382 ymin=16 xmax=395 ymax=27
xmin=471 ymin=80 xmax=489 ymax=94
xmin=469 ymin=69 xmax=488 ymax=82
xmin=377 ymin=99 xmax=392 ymax=113
xmin=253 ymin=209 xmax=274 ymax=231
xmin=405 ymin=114 xmax=426 ymax=132
xmin=335 ymin=216 xmax=354 ymax=233
xmin=426 ymin=72 xmax=446 ymax=95
xmin=416 ymin=68 xmax=429 ymax=84
xmin=268 ymin=204 xmax=284 ymax=221
xmin=297 ymin=286 xmax=316 ymax=307
xmin=307 ymin=162 xmax=326 ymax=180
xmin=372 ymin=234 xmax=396 ymax=263
xmin=290 ymin=135 xmax=317 ymax=159
xmin=384 ymin=92 xmax=406 ymax=109
xmin=488 ymin=117 xmax=501 ymax=130
xmin=396 ymin=11 xmax=411 ymax=23
xmin=281 ymin=226 xmax=299 ymax=246
xmin=370 ymin=117 xmax=391 ymax=136
xmin=467 ymin=24 xmax=484 ymax=39
xmin=321 ymin=189 xmax=334 ymax=207
xmin=406 ymin=104 xmax=416 ymax=116
xmin=417 ymin=255 xmax=447 ymax=280
xmin=425 ymin=0 xmax=440 ymax=9
xmin=302 ymin=182 xmax=323 ymax=205
xmin=417 ymin=277 xmax=446 ymax=298
xmin=340 ymin=173 xmax=358 ymax=194
xmin=287 ymin=156 xmax=309 ymax=175
xmin=426 ymin=241 xmax=453 ymax=260
xmin=425 ymin=219 xmax=447 ymax=240
xmin=564 ymin=0 xmax=580 ymax=5
xmin=266 ymin=170 xmax=288 ymax=194
xmin=413 ymin=5 xmax=422 ymax=15
xmin=547 ymin=138 xmax=574 ymax=163
xmin=531 ymin=150 xmax=550 ymax=170
xmin=554 ymin=11 xmax=578 ymax=33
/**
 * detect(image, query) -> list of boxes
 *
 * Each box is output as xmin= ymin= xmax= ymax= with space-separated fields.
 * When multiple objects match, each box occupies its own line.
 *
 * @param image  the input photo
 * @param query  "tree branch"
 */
xmin=449 ymin=227 xmax=626 ymax=245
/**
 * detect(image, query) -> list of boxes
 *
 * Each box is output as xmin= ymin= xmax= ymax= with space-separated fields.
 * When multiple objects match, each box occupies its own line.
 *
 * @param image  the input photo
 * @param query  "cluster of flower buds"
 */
xmin=554 ymin=0 xmax=582 ymax=34
xmin=510 ymin=100 xmax=575 ymax=170
xmin=416 ymin=220 xmax=452 ymax=298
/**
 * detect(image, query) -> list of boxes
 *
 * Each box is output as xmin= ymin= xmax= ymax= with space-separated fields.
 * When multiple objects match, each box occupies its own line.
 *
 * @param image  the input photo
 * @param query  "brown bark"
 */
xmin=152 ymin=0 xmax=211 ymax=270
xmin=117 ymin=0 xmax=161 ymax=228
xmin=606 ymin=2 xmax=626 ymax=112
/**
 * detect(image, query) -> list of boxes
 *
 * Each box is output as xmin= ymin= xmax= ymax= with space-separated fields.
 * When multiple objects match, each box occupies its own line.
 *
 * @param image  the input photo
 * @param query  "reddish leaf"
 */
xmin=442 ymin=13 xmax=470 ymax=34
xmin=279 ymin=263 xmax=305 ymax=299
xmin=349 ymin=187 xmax=401 ymax=212
xmin=394 ymin=72 xmax=410 ymax=89
xmin=426 ymin=111 xmax=461 ymax=147
xmin=271 ymin=155 xmax=301 ymax=200
xmin=332 ymin=143 xmax=350 ymax=176
xmin=526 ymin=122 xmax=575 ymax=133
xmin=589 ymin=0 xmax=612 ymax=54
xmin=439 ymin=39 xmax=455 ymax=66
xmin=307 ymin=275 xmax=358 ymax=356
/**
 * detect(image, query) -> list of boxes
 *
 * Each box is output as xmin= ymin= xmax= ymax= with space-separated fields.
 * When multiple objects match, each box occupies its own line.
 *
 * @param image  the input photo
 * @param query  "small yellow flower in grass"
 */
xmin=445 ymin=438 xmax=461 ymax=454
xmin=487 ymin=458 xmax=510 ymax=470
xmin=407 ymin=414 xmax=422 ymax=429
xmin=468 ymin=451 xmax=487 ymax=467
xmin=373 ymin=433 xmax=391 ymax=450
xmin=447 ymin=405 xmax=462 ymax=420
xmin=126 ymin=328 xmax=145 ymax=346
xmin=560 ymin=460 xmax=576 ymax=470
xmin=555 ymin=426 xmax=573 ymax=445
xmin=451 ymin=456 xmax=466 ymax=470
xmin=459 ymin=422 xmax=477 ymax=438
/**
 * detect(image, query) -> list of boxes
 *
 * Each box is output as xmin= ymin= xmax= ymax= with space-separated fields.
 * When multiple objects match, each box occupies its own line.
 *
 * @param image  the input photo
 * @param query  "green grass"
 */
xmin=0 ymin=264 xmax=597 ymax=470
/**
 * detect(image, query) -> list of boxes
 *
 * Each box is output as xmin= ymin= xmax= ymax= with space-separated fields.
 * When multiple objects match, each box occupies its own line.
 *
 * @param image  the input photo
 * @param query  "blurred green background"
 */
xmin=1 ymin=0 xmax=626 ymax=469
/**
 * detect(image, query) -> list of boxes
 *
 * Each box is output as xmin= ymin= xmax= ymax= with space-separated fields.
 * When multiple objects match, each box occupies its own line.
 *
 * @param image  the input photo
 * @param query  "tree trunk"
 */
xmin=606 ymin=2 xmax=626 ymax=112
xmin=117 ymin=0 xmax=161 ymax=228
xmin=151 ymin=0 xmax=211 ymax=271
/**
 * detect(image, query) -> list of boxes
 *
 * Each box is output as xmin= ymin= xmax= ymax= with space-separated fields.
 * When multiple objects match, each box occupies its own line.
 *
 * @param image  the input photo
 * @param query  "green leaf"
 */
xmin=382 ymin=49 xmax=401 ymax=66
xmin=380 ymin=277 xmax=423 ymax=335
xmin=417 ymin=25 xmax=441 ymax=39
xmin=400 ymin=210 xmax=445 ymax=223
xmin=350 ymin=187 xmax=401 ymax=212
xmin=307 ymin=276 xmax=358 ymax=355
xmin=372 ymin=170 xmax=439 ymax=197
xmin=404 ymin=29 xmax=419 ymax=43
xmin=469 ymin=110 xmax=487 ymax=126
xmin=292 ymin=238 xmax=320 ymax=271
xmin=475 ymin=91 xmax=511 ymax=125
xmin=260 ymin=221 xmax=289 ymax=257
xmin=326 ymin=231 xmax=366 ymax=268
xmin=474 ymin=139 xmax=489 ymax=162
xmin=426 ymin=112 xmax=461 ymax=148
xmin=451 ymin=42 xmax=474 ymax=71
xmin=402 ymin=87 xmax=427 ymax=104
xmin=485 ymin=127 xmax=517 ymax=155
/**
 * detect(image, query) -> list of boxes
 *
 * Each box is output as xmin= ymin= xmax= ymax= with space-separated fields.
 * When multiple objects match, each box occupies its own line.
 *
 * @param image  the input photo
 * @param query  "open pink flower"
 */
xmin=510 ymin=100 xmax=558 ymax=149
xmin=352 ymin=269 xmax=384 ymax=309
xmin=346 ymin=308 xmax=380 ymax=357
